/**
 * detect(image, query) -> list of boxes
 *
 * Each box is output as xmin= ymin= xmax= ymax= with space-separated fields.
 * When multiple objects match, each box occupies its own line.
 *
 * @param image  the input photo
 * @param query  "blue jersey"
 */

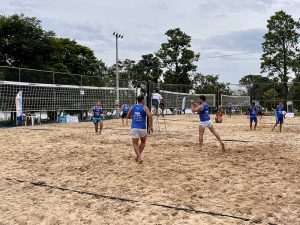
xmin=198 ymin=103 xmax=210 ymax=122
xmin=227 ymin=103 xmax=233 ymax=110
xmin=92 ymin=106 xmax=103 ymax=118
xmin=276 ymin=105 xmax=285 ymax=119
xmin=248 ymin=106 xmax=257 ymax=118
xmin=256 ymin=105 xmax=262 ymax=112
xmin=131 ymin=104 xmax=146 ymax=129
xmin=122 ymin=104 xmax=129 ymax=113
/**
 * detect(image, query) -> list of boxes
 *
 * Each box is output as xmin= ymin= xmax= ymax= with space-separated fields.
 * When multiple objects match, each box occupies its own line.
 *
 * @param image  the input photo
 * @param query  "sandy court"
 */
xmin=0 ymin=115 xmax=299 ymax=225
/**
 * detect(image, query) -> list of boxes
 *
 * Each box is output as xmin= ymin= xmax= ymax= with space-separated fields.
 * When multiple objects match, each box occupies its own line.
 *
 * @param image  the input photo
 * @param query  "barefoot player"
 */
xmin=191 ymin=95 xmax=225 ymax=151
xmin=89 ymin=100 xmax=104 ymax=134
xmin=248 ymin=102 xmax=258 ymax=130
xmin=121 ymin=103 xmax=129 ymax=126
xmin=127 ymin=95 xmax=153 ymax=163
xmin=272 ymin=101 xmax=285 ymax=132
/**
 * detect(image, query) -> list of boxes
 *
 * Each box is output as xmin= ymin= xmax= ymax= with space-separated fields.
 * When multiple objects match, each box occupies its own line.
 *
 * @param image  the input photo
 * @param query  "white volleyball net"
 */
xmin=221 ymin=95 xmax=250 ymax=107
xmin=0 ymin=81 xmax=137 ymax=113
xmin=156 ymin=90 xmax=215 ymax=114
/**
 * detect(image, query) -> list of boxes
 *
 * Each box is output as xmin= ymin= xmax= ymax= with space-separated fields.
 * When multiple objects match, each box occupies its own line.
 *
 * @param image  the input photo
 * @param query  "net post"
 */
xmin=80 ymin=75 xmax=83 ymax=121
xmin=18 ymin=68 xmax=21 ymax=82
xmin=147 ymin=80 xmax=151 ymax=134
xmin=216 ymin=86 xmax=219 ymax=112
xmin=53 ymin=71 xmax=56 ymax=123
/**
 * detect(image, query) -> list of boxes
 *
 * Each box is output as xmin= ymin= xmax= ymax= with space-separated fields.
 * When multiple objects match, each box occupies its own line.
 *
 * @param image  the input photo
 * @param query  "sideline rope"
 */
xmin=223 ymin=139 xmax=252 ymax=143
xmin=5 ymin=177 xmax=279 ymax=225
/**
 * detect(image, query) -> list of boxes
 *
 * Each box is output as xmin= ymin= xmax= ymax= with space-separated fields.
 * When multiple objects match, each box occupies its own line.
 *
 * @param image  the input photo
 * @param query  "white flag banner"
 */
xmin=182 ymin=97 xmax=186 ymax=110
xmin=16 ymin=90 xmax=23 ymax=121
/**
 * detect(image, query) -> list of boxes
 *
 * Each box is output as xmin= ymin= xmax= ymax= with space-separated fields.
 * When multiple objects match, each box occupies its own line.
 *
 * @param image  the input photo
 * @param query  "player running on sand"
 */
xmin=127 ymin=95 xmax=153 ymax=163
xmin=248 ymin=102 xmax=258 ymax=130
xmin=191 ymin=95 xmax=225 ymax=151
xmin=272 ymin=101 xmax=285 ymax=132
xmin=89 ymin=100 xmax=104 ymax=134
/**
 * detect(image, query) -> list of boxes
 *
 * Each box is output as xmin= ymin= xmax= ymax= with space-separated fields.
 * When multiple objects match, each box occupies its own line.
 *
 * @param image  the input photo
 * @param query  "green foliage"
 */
xmin=0 ymin=14 xmax=54 ymax=68
xmin=239 ymin=74 xmax=273 ymax=101
xmin=131 ymin=54 xmax=162 ymax=84
xmin=107 ymin=59 xmax=136 ymax=88
xmin=261 ymin=10 xmax=300 ymax=101
xmin=193 ymin=73 xmax=231 ymax=95
xmin=262 ymin=88 xmax=278 ymax=109
xmin=291 ymin=75 xmax=300 ymax=111
xmin=0 ymin=70 xmax=4 ymax=80
xmin=49 ymin=38 xmax=104 ymax=75
xmin=292 ymin=54 xmax=300 ymax=77
xmin=156 ymin=28 xmax=200 ymax=91
xmin=0 ymin=14 xmax=108 ymax=85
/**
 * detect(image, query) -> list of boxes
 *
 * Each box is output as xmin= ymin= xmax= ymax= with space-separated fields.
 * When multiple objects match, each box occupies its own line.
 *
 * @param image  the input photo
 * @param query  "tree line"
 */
xmin=0 ymin=12 xmax=299 ymax=110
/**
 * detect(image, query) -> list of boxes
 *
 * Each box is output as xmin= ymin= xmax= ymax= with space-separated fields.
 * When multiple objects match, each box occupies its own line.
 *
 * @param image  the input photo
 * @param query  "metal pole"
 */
xmin=113 ymin=32 xmax=123 ymax=118
xmin=81 ymin=75 xmax=83 ymax=121
xmin=18 ymin=68 xmax=21 ymax=82
xmin=53 ymin=72 xmax=56 ymax=122
xmin=116 ymin=36 xmax=119 ymax=102
xmin=147 ymin=80 xmax=151 ymax=134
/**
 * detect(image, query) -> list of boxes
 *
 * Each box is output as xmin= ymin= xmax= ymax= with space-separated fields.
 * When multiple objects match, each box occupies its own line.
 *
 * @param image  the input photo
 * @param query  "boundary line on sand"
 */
xmin=5 ymin=177 xmax=279 ymax=225
xmin=223 ymin=139 xmax=253 ymax=143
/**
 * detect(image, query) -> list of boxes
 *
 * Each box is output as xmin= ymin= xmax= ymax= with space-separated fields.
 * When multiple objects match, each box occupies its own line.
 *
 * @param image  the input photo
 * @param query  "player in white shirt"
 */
xmin=152 ymin=90 xmax=163 ymax=112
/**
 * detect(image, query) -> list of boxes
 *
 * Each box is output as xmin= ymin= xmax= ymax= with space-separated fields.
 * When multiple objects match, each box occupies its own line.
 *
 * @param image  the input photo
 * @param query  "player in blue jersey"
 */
xmin=191 ymin=95 xmax=225 ymax=151
xmin=226 ymin=102 xmax=233 ymax=118
xmin=127 ymin=95 xmax=153 ymax=164
xmin=248 ymin=102 xmax=258 ymax=130
xmin=256 ymin=103 xmax=263 ymax=119
xmin=272 ymin=101 xmax=285 ymax=132
xmin=121 ymin=103 xmax=130 ymax=126
xmin=89 ymin=100 xmax=104 ymax=134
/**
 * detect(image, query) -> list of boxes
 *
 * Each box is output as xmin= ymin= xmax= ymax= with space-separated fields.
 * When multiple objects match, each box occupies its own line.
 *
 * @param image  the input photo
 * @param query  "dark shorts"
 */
xmin=258 ymin=111 xmax=263 ymax=116
xmin=250 ymin=116 xmax=257 ymax=123
xmin=122 ymin=112 xmax=128 ymax=118
xmin=152 ymin=99 xmax=159 ymax=109
xmin=276 ymin=117 xmax=284 ymax=124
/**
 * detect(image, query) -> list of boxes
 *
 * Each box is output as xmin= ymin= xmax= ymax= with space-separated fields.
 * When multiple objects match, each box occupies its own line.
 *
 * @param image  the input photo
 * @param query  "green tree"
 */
xmin=193 ymin=73 xmax=231 ymax=109
xmin=239 ymin=75 xmax=273 ymax=102
xmin=0 ymin=14 xmax=54 ymax=68
xmin=107 ymin=59 xmax=136 ymax=88
xmin=0 ymin=70 xmax=4 ymax=80
xmin=262 ymin=88 xmax=279 ymax=110
xmin=193 ymin=73 xmax=231 ymax=95
xmin=131 ymin=54 xmax=162 ymax=84
xmin=290 ymin=74 xmax=300 ymax=111
xmin=48 ymin=38 xmax=107 ymax=86
xmin=156 ymin=28 xmax=200 ymax=92
xmin=261 ymin=11 xmax=300 ymax=104
xmin=292 ymin=54 xmax=300 ymax=77
xmin=0 ymin=14 xmax=108 ymax=85
xmin=49 ymin=38 xmax=103 ymax=75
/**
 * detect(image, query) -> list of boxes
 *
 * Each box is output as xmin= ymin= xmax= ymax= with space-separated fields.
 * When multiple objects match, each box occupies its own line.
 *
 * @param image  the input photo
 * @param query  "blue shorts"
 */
xmin=93 ymin=117 xmax=103 ymax=124
xmin=276 ymin=117 xmax=284 ymax=124
xmin=250 ymin=117 xmax=257 ymax=123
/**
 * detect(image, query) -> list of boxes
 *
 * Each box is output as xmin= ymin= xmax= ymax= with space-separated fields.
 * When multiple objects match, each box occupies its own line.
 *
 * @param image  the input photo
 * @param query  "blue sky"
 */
xmin=1 ymin=0 xmax=300 ymax=83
